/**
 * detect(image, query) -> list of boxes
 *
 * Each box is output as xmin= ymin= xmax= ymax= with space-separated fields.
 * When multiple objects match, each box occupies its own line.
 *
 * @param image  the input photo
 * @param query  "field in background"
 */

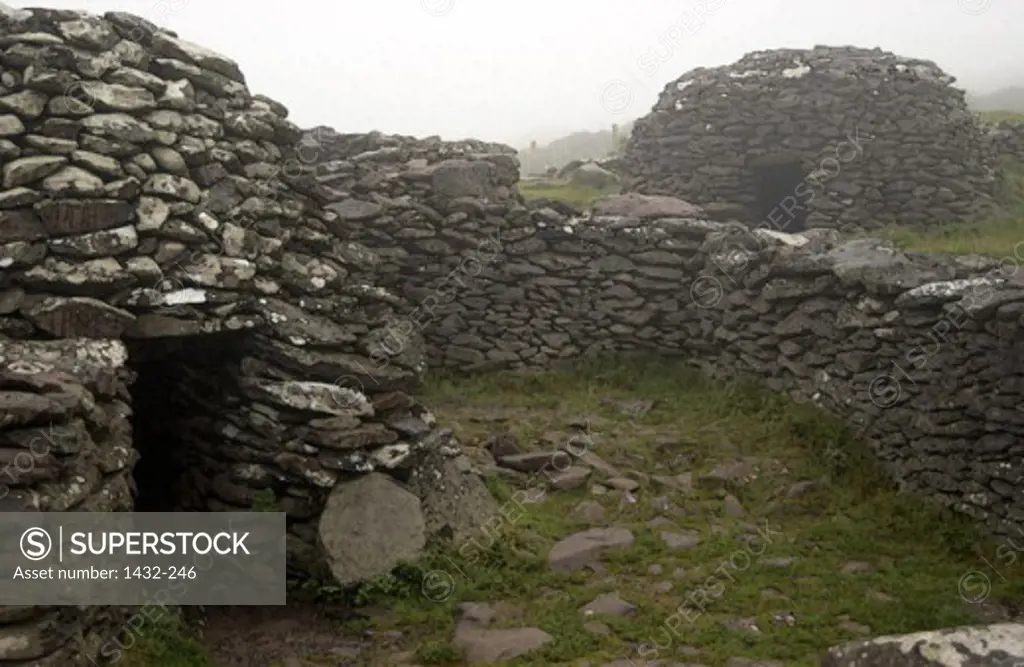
xmin=517 ymin=179 xmax=620 ymax=209
xmin=979 ymin=110 xmax=1024 ymax=124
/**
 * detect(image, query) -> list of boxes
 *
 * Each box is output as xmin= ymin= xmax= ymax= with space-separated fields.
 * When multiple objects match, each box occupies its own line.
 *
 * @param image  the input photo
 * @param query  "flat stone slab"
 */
xmin=547 ymin=527 xmax=635 ymax=573
xmin=822 ymin=622 xmax=1024 ymax=666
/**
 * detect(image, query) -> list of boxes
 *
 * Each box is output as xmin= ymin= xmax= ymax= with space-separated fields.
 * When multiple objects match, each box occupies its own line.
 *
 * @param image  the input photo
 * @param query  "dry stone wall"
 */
xmin=623 ymin=46 xmax=998 ymax=230
xmin=311 ymin=138 xmax=1024 ymax=542
xmin=986 ymin=121 xmax=1024 ymax=165
xmin=0 ymin=7 xmax=495 ymax=664
xmin=0 ymin=338 xmax=131 ymax=665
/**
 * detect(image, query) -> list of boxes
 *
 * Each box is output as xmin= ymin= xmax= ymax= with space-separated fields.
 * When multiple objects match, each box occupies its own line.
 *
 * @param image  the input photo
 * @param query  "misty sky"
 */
xmin=10 ymin=0 xmax=1023 ymax=146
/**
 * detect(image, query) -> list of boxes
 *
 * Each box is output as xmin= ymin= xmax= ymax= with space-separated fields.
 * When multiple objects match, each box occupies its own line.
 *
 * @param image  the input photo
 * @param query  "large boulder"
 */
xmin=318 ymin=472 xmax=427 ymax=585
xmin=822 ymin=623 xmax=1024 ymax=666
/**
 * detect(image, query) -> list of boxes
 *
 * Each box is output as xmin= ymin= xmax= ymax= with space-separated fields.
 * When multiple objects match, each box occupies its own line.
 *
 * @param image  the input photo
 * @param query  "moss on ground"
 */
xmin=111 ymin=356 xmax=1024 ymax=665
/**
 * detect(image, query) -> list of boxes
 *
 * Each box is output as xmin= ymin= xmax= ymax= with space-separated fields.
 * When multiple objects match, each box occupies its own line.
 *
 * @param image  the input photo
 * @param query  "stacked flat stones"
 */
xmin=622 ymin=45 xmax=998 ymax=230
xmin=986 ymin=120 xmax=1024 ymax=165
xmin=0 ymin=8 xmax=484 ymax=663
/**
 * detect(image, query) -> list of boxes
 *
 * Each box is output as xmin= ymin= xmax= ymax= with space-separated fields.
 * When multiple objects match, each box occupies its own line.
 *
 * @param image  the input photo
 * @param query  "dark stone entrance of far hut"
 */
xmin=751 ymin=160 xmax=808 ymax=232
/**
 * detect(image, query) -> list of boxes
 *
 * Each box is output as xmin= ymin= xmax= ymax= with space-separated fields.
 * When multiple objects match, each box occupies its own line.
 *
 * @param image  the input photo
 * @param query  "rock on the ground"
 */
xmin=403 ymin=447 xmax=498 ymax=543
xmin=548 ymin=466 xmax=591 ymax=490
xmin=318 ymin=472 xmax=427 ymax=586
xmin=822 ymin=623 xmax=1024 ymax=666
xmin=580 ymin=592 xmax=637 ymax=618
xmin=453 ymin=602 xmax=553 ymax=664
xmin=547 ymin=526 xmax=635 ymax=572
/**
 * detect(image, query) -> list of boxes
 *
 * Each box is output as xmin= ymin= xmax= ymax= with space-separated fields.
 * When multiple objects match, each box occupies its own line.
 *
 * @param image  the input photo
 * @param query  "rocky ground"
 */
xmin=125 ymin=356 xmax=1024 ymax=667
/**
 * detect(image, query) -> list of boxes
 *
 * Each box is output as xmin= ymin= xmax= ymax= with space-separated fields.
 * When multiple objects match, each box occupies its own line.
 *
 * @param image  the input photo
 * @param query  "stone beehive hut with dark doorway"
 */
xmin=622 ymin=46 xmax=998 ymax=231
xmin=0 ymin=6 xmax=499 ymax=664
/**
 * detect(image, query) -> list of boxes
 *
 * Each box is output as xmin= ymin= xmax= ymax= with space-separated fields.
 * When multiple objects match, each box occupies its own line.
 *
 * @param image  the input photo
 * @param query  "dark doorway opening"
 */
xmin=752 ymin=161 xmax=808 ymax=232
xmin=126 ymin=332 xmax=245 ymax=512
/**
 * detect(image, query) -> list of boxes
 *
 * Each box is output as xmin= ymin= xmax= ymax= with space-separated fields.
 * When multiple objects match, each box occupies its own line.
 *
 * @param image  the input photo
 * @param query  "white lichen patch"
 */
xmin=728 ymin=69 xmax=764 ymax=79
xmin=162 ymin=288 xmax=208 ymax=305
xmin=887 ymin=623 xmax=1024 ymax=665
xmin=370 ymin=444 xmax=412 ymax=469
xmin=781 ymin=61 xmax=811 ymax=78
xmin=897 ymin=277 xmax=1004 ymax=305
xmin=755 ymin=229 xmax=809 ymax=247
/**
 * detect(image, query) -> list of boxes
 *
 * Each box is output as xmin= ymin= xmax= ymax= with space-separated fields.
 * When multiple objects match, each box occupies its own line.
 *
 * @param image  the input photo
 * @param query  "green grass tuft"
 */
xmin=118 ymin=611 xmax=209 ymax=667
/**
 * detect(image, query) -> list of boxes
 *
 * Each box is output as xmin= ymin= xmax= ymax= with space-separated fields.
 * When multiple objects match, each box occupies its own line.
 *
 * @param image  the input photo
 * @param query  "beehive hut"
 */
xmin=622 ymin=46 xmax=998 ymax=231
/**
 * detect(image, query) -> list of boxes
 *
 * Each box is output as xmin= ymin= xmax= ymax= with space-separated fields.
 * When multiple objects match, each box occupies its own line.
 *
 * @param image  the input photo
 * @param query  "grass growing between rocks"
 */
xmin=350 ymin=355 xmax=1024 ymax=666
xmin=517 ymin=180 xmax=619 ymax=209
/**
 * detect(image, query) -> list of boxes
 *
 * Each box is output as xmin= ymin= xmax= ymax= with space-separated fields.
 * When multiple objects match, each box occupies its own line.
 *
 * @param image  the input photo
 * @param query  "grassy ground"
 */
xmin=517 ymin=180 xmax=619 ymax=209
xmin=382 ymin=357 xmax=1024 ymax=665
xmin=119 ymin=612 xmax=209 ymax=667
xmin=116 ymin=357 xmax=1024 ymax=665
xmin=978 ymin=110 xmax=1024 ymax=124
xmin=885 ymin=164 xmax=1024 ymax=256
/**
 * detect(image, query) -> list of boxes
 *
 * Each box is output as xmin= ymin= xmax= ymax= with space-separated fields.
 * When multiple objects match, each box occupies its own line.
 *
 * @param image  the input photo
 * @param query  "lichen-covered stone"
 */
xmin=822 ymin=623 xmax=1024 ymax=666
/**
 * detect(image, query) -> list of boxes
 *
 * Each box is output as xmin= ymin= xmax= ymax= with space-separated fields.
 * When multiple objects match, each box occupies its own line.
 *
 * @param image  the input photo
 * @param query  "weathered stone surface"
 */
xmin=22 ymin=297 xmax=136 ymax=338
xmin=822 ymin=623 xmax=1024 ymax=666
xmin=592 ymin=193 xmax=705 ymax=219
xmin=0 ymin=209 xmax=45 ymax=242
xmin=78 ymin=82 xmax=157 ymax=112
xmin=547 ymin=527 xmax=635 ymax=572
xmin=2 ymin=156 xmax=66 ymax=188
xmin=318 ymin=473 xmax=427 ymax=586
xmin=452 ymin=602 xmax=554 ymax=665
